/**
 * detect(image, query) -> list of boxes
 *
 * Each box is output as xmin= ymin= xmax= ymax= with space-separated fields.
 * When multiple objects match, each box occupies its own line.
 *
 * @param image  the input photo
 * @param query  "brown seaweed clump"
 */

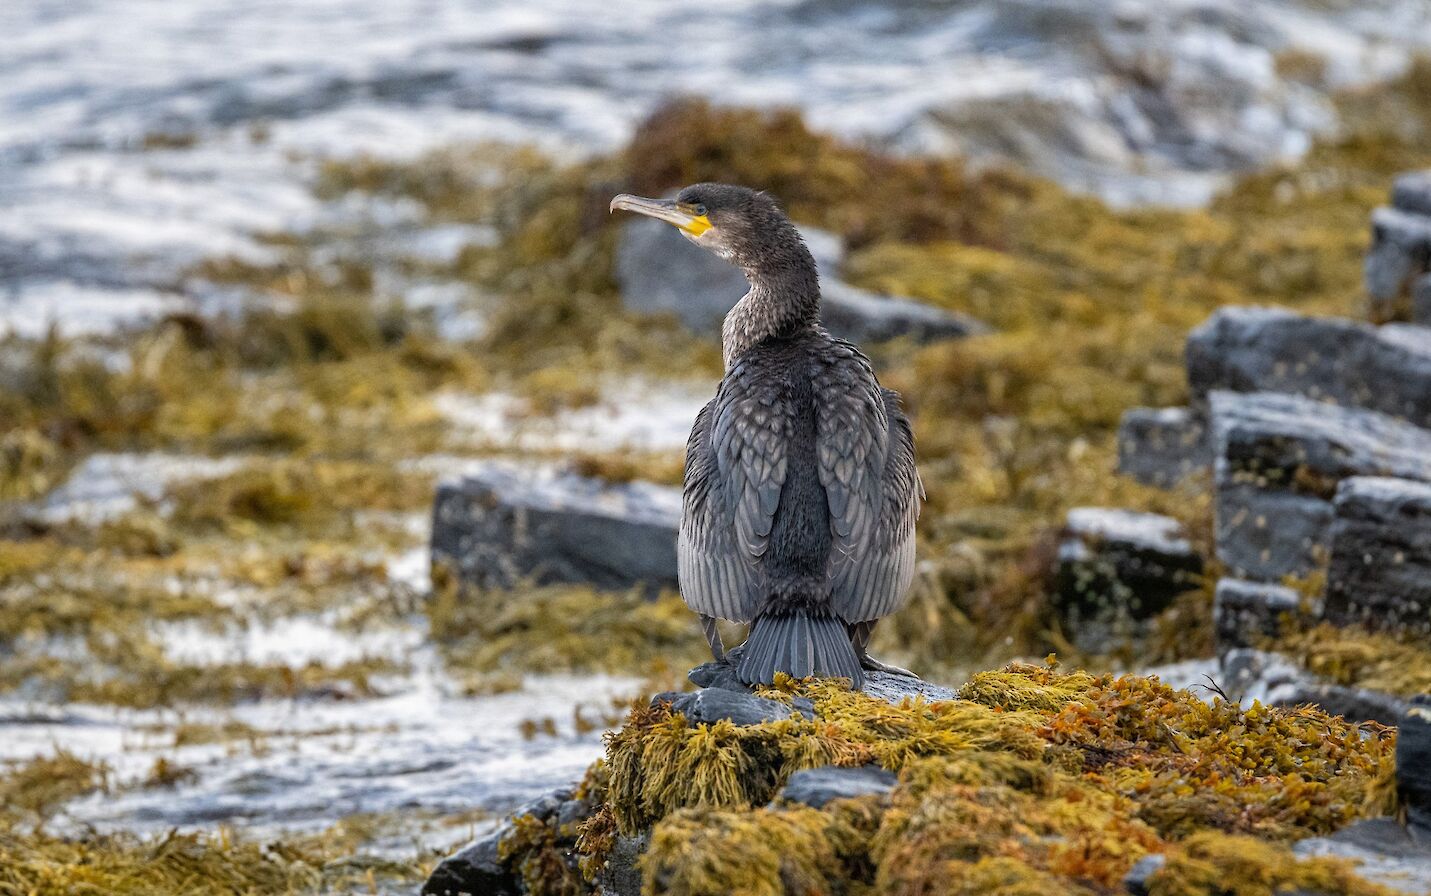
xmin=501 ymin=663 xmax=1399 ymax=896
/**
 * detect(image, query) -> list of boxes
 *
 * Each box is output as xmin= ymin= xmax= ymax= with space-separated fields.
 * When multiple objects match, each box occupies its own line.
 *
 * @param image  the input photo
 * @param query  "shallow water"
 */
xmin=0 ymin=665 xmax=637 ymax=848
xmin=6 ymin=0 xmax=1431 ymax=336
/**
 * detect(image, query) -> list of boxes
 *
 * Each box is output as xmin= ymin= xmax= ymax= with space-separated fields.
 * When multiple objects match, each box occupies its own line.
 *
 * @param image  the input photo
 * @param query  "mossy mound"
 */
xmin=504 ymin=663 xmax=1398 ymax=896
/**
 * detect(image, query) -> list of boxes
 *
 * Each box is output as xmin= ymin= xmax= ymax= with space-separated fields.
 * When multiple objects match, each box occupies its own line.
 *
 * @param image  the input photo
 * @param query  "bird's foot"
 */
xmin=859 ymin=654 xmax=918 ymax=678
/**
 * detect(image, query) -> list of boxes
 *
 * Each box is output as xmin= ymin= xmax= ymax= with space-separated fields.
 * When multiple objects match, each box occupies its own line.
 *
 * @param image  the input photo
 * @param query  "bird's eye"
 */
xmin=693 ymin=203 xmax=708 ymax=216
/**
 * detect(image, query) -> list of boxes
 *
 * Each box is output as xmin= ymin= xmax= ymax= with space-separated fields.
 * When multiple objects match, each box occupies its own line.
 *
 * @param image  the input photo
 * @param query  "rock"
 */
xmin=421 ymin=824 xmax=517 ymax=896
xmin=686 ymin=658 xmax=957 ymax=705
xmin=430 ymin=463 xmax=680 ymax=593
xmin=1209 ymin=390 xmax=1431 ymax=581
xmin=1415 ymin=274 xmax=1431 ymax=327
xmin=1366 ymin=206 xmax=1431 ymax=320
xmin=820 ymin=280 xmax=990 ymax=344
xmin=1116 ymin=406 xmax=1208 ymax=487
xmin=653 ymin=687 xmax=812 ymax=726
xmin=1393 ymin=170 xmax=1431 ymax=218
xmin=1278 ymin=681 xmax=1410 ymax=727
xmin=861 ymin=671 xmax=958 ymax=704
xmin=1053 ymin=508 xmax=1204 ymax=652
xmin=598 ymin=833 xmax=648 ymax=896
xmin=1401 ymin=696 xmax=1431 ymax=834
xmin=422 ymin=786 xmax=575 ymax=896
xmin=1295 ymin=818 xmax=1431 ymax=895
xmin=1186 ymin=307 xmax=1431 ymax=427
xmin=1122 ymin=853 xmax=1166 ymax=896
xmin=1322 ymin=477 xmax=1431 ymax=639
xmin=776 ymin=765 xmax=897 ymax=809
xmin=615 ymin=216 xmax=987 ymax=344
xmin=1212 ymin=578 xmax=1304 ymax=651
xmin=1219 ymin=648 xmax=1410 ymax=725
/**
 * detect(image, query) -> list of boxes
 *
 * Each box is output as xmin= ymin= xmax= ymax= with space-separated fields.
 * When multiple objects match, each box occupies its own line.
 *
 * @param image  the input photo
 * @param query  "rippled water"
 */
xmin=5 ymin=0 xmax=1431 ymax=336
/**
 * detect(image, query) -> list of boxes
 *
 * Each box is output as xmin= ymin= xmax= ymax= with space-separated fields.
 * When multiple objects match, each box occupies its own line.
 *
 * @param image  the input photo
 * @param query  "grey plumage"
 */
xmin=611 ymin=183 xmax=922 ymax=688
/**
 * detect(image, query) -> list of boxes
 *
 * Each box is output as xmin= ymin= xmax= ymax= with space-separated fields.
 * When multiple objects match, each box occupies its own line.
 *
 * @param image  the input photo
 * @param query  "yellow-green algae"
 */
xmin=1278 ymin=624 xmax=1431 ymax=699
xmin=523 ymin=663 xmax=1403 ymax=896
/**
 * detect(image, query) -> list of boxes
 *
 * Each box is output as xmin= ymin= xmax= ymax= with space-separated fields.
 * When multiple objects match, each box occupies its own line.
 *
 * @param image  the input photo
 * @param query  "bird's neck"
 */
xmin=721 ymin=254 xmax=821 ymax=370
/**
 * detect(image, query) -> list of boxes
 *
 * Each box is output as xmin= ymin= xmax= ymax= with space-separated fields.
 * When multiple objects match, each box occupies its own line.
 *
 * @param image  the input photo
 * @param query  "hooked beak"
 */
xmin=609 ymin=194 xmax=712 ymax=237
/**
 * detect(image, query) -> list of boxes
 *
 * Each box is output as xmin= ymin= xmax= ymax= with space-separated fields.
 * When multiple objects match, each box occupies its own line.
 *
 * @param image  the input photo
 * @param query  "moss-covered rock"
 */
xmin=475 ymin=663 xmax=1399 ymax=896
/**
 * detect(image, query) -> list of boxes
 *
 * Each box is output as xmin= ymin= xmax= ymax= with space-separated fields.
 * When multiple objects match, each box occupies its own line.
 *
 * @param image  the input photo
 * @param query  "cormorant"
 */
xmin=611 ymin=184 xmax=922 ymax=688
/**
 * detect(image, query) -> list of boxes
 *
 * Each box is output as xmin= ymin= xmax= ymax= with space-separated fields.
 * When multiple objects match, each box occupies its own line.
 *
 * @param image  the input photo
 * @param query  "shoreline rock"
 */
xmin=430 ymin=463 xmax=680 ymax=593
xmin=615 ymin=216 xmax=988 ymax=345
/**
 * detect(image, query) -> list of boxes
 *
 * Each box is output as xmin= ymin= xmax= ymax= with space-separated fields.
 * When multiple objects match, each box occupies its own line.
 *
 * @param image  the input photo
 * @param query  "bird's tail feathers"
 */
xmin=736 ymin=608 xmax=863 ymax=689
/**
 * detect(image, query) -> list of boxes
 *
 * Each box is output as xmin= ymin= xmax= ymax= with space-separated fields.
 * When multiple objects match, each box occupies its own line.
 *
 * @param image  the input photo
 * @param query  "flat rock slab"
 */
xmin=1366 ymin=205 xmax=1431 ymax=318
xmin=1187 ymin=306 xmax=1431 ymax=427
xmin=1210 ymin=390 xmax=1431 ymax=581
xmin=777 ymin=765 xmax=897 ymax=808
xmin=1212 ymin=577 xmax=1304 ymax=651
xmin=616 ymin=216 xmax=987 ymax=344
xmin=1116 ymin=406 xmax=1208 ymax=487
xmin=430 ymin=462 xmax=680 ymax=593
xmin=1054 ymin=507 xmax=1203 ymax=653
xmin=1322 ymin=477 xmax=1431 ymax=639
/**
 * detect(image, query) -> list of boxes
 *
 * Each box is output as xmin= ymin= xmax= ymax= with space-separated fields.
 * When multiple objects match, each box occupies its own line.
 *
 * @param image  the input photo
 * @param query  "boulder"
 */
xmin=423 ymin=786 xmax=576 ymax=896
xmin=1366 ymin=206 xmax=1431 ymax=321
xmin=776 ymin=765 xmax=897 ymax=809
xmin=1186 ymin=307 xmax=1431 ymax=427
xmin=1322 ymin=477 xmax=1431 ymax=639
xmin=1212 ymin=578 xmax=1304 ymax=651
xmin=1122 ymin=854 xmax=1167 ymax=896
xmin=1053 ymin=508 xmax=1204 ymax=652
xmin=615 ymin=216 xmax=987 ymax=344
xmin=1209 ymin=390 xmax=1431 ymax=581
xmin=430 ymin=463 xmax=680 ymax=593
xmin=1116 ymin=406 xmax=1208 ymax=487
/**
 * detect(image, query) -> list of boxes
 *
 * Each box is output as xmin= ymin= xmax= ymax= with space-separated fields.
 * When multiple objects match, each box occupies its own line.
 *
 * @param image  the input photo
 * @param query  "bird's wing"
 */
xmin=677 ymin=363 xmax=789 ymax=623
xmin=816 ymin=344 xmax=922 ymax=623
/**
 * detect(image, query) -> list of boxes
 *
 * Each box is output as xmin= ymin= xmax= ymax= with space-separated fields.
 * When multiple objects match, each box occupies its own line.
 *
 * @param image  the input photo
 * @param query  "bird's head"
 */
xmin=610 ymin=183 xmax=811 ymax=277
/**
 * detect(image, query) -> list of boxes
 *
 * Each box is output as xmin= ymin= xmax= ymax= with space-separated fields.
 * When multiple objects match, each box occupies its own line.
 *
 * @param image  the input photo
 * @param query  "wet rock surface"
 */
xmin=1209 ymin=390 xmax=1431 ymax=581
xmin=1212 ymin=578 xmax=1304 ymax=651
xmin=423 ymin=787 xmax=576 ymax=896
xmin=1322 ymin=477 xmax=1431 ymax=639
xmin=1116 ymin=406 xmax=1208 ymax=487
xmin=430 ymin=463 xmax=680 ymax=592
xmin=776 ymin=765 xmax=897 ymax=809
xmin=615 ymin=217 xmax=987 ymax=344
xmin=1186 ymin=307 xmax=1431 ymax=426
xmin=1053 ymin=507 xmax=1203 ymax=653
